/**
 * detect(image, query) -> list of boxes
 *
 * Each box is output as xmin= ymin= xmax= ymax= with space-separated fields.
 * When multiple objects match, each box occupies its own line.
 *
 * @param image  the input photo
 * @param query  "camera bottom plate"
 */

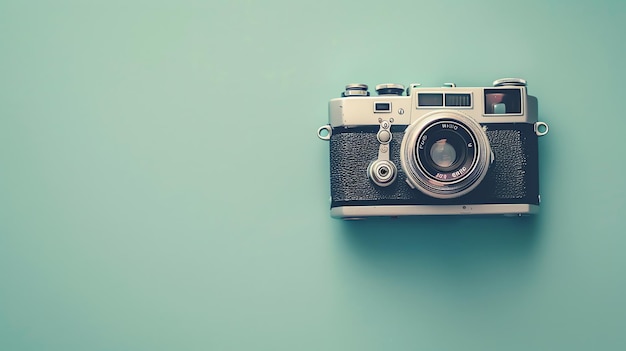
xmin=331 ymin=204 xmax=539 ymax=219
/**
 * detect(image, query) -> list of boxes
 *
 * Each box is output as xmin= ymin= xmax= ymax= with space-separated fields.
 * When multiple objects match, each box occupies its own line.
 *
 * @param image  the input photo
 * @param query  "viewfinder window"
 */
xmin=418 ymin=93 xmax=443 ymax=107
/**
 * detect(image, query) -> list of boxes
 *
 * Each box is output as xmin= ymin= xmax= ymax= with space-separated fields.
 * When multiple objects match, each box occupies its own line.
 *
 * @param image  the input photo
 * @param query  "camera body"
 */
xmin=317 ymin=78 xmax=549 ymax=219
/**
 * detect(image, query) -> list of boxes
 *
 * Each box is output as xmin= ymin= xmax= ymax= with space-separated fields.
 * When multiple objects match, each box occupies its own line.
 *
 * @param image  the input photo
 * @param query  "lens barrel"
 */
xmin=400 ymin=111 xmax=492 ymax=199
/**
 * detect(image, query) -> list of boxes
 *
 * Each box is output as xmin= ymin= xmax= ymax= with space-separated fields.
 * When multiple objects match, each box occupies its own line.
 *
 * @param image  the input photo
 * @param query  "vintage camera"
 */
xmin=317 ymin=78 xmax=549 ymax=219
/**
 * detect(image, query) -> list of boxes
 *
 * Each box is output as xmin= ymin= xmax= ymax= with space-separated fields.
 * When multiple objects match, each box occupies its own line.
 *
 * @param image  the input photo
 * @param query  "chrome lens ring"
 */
xmin=400 ymin=110 xmax=492 ymax=199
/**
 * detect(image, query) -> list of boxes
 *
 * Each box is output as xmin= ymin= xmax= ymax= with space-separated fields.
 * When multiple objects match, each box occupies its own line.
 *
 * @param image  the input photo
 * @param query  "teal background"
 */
xmin=1 ymin=1 xmax=625 ymax=350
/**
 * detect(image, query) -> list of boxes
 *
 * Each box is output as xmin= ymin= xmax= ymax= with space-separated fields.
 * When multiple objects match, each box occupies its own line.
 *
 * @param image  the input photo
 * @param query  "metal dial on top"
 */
xmin=342 ymin=84 xmax=369 ymax=97
xmin=493 ymin=78 xmax=527 ymax=87
xmin=375 ymin=83 xmax=405 ymax=96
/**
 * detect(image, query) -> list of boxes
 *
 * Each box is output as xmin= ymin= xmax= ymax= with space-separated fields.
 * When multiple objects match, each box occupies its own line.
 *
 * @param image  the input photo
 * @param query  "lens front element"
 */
xmin=430 ymin=140 xmax=456 ymax=168
xmin=400 ymin=111 xmax=492 ymax=199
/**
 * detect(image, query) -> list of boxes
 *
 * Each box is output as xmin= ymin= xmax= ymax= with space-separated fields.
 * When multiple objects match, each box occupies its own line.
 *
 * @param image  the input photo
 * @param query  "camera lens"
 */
xmin=416 ymin=123 xmax=475 ymax=184
xmin=400 ymin=111 xmax=492 ymax=199
xmin=422 ymin=127 xmax=470 ymax=174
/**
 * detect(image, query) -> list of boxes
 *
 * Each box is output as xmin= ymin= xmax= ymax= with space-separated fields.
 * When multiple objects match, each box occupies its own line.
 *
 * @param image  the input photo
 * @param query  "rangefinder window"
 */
xmin=374 ymin=102 xmax=391 ymax=113
xmin=418 ymin=93 xmax=444 ymax=107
